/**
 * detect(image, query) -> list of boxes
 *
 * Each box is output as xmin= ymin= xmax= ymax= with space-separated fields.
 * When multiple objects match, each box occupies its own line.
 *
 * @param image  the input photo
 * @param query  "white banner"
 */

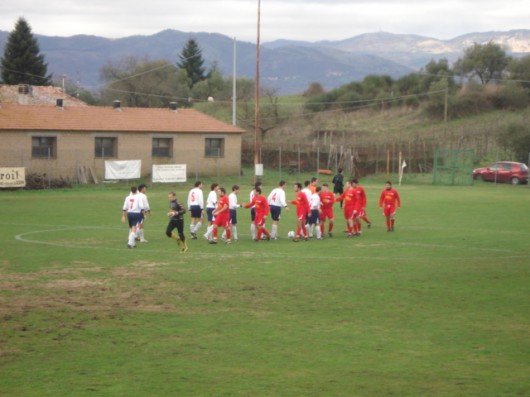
xmin=0 ymin=167 xmax=26 ymax=188
xmin=152 ymin=164 xmax=187 ymax=183
xmin=105 ymin=160 xmax=141 ymax=180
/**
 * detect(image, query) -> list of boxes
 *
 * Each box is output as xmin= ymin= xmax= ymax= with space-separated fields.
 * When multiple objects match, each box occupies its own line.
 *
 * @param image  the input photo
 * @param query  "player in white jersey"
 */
xmin=308 ymin=186 xmax=322 ymax=239
xmin=203 ymin=183 xmax=219 ymax=242
xmin=121 ymin=186 xmax=145 ymax=248
xmin=187 ymin=181 xmax=204 ymax=239
xmin=135 ymin=184 xmax=150 ymax=243
xmin=267 ymin=180 xmax=289 ymax=239
xmin=228 ymin=185 xmax=241 ymax=241
xmin=301 ymin=180 xmax=313 ymax=235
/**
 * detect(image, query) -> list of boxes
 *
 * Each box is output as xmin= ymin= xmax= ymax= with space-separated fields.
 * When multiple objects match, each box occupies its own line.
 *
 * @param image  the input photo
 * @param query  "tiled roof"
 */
xmin=0 ymin=104 xmax=245 ymax=134
xmin=0 ymin=85 xmax=88 ymax=107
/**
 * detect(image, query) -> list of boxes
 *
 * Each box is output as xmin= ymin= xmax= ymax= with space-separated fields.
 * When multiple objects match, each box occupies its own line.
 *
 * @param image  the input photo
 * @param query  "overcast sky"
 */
xmin=1 ymin=0 xmax=528 ymax=43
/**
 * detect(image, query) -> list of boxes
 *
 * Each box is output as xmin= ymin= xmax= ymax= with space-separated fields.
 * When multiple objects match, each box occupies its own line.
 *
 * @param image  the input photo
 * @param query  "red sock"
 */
xmin=226 ymin=229 xmax=231 ymax=240
xmin=329 ymin=223 xmax=334 ymax=233
xmin=213 ymin=228 xmax=218 ymax=239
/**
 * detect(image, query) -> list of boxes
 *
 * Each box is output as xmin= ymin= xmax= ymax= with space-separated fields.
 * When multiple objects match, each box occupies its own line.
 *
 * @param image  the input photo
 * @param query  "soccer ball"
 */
xmin=287 ymin=231 xmax=295 ymax=239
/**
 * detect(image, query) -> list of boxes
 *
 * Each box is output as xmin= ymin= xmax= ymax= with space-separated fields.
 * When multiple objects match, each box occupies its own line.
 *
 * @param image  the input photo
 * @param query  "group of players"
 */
xmin=121 ymin=172 xmax=401 ymax=252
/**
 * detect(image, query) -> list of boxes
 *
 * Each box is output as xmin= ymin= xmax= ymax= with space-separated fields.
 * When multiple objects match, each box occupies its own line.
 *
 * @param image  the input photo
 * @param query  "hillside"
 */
xmin=1 ymin=29 xmax=529 ymax=95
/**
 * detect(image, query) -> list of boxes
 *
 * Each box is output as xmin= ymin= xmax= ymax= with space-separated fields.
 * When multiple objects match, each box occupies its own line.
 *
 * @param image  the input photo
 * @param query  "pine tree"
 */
xmin=177 ymin=39 xmax=206 ymax=88
xmin=1 ymin=17 xmax=52 ymax=85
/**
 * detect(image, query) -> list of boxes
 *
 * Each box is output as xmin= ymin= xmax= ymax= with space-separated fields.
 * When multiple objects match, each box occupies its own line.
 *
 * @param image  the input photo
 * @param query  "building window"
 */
xmin=95 ymin=137 xmax=117 ymax=158
xmin=152 ymin=138 xmax=172 ymax=157
xmin=32 ymin=136 xmax=56 ymax=158
xmin=205 ymin=138 xmax=224 ymax=157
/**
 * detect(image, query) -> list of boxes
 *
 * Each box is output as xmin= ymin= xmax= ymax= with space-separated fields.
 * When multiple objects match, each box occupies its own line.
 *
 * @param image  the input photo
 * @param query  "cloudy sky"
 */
xmin=1 ymin=0 xmax=528 ymax=43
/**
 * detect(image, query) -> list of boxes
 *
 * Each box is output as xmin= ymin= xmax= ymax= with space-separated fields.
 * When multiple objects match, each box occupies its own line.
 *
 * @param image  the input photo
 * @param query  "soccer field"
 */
xmin=0 ymin=181 xmax=529 ymax=396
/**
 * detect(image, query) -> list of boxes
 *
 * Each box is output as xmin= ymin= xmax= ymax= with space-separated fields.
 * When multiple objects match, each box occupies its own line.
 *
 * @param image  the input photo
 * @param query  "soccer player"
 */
xmin=245 ymin=187 xmax=271 ymax=241
xmin=319 ymin=183 xmax=335 ymax=237
xmin=228 ymin=185 xmax=241 ymax=241
xmin=249 ymin=181 xmax=262 ymax=240
xmin=335 ymin=180 xmax=356 ymax=237
xmin=308 ymin=186 xmax=322 ymax=239
xmin=351 ymin=179 xmax=367 ymax=236
xmin=309 ymin=177 xmax=318 ymax=194
xmin=135 ymin=183 xmax=150 ymax=243
xmin=203 ymin=183 xmax=219 ymax=242
xmin=210 ymin=187 xmax=232 ymax=244
xmin=121 ymin=186 xmax=145 ymax=249
xmin=332 ymin=168 xmax=344 ymax=208
xmin=187 ymin=181 xmax=204 ymax=239
xmin=290 ymin=182 xmax=310 ymax=242
xmin=267 ymin=180 xmax=289 ymax=239
xmin=379 ymin=181 xmax=401 ymax=232
xmin=166 ymin=192 xmax=188 ymax=253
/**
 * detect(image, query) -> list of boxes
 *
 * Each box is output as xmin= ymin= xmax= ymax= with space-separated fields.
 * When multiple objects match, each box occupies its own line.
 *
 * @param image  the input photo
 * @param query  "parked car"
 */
xmin=473 ymin=161 xmax=529 ymax=185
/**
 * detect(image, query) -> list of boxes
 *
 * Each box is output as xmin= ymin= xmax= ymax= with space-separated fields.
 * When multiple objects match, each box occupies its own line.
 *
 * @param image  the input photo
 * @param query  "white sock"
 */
xmin=250 ymin=223 xmax=256 ymax=240
xmin=232 ymin=225 xmax=238 ymax=240
xmin=128 ymin=231 xmax=135 ymax=246
xmin=271 ymin=224 xmax=278 ymax=238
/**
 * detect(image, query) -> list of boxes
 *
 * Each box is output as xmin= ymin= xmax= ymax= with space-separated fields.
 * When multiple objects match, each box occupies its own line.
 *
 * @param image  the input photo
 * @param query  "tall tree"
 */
xmin=1 ymin=17 xmax=52 ymax=85
xmin=177 ymin=38 xmax=206 ymax=89
xmin=454 ymin=42 xmax=510 ymax=84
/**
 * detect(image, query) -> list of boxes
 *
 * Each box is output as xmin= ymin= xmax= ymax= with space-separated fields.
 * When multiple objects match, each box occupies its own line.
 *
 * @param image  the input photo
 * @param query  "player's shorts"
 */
xmin=214 ymin=213 xmax=230 ymax=228
xmin=254 ymin=212 xmax=268 ymax=227
xmin=320 ymin=207 xmax=334 ymax=221
xmin=206 ymin=207 xmax=215 ymax=222
xmin=269 ymin=205 xmax=282 ymax=221
xmin=296 ymin=211 xmax=307 ymax=222
xmin=308 ymin=209 xmax=320 ymax=224
xmin=229 ymin=209 xmax=238 ymax=225
xmin=353 ymin=207 xmax=366 ymax=219
xmin=190 ymin=205 xmax=202 ymax=218
xmin=383 ymin=204 xmax=396 ymax=217
xmin=127 ymin=212 xmax=143 ymax=228
xmin=343 ymin=206 xmax=355 ymax=220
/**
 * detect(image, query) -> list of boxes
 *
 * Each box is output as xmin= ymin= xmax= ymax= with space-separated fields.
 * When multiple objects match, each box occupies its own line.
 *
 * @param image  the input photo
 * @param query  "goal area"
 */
xmin=433 ymin=149 xmax=474 ymax=186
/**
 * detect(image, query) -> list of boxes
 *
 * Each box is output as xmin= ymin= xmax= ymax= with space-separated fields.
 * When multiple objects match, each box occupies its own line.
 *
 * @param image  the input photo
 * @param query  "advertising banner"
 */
xmin=152 ymin=164 xmax=187 ymax=183
xmin=0 ymin=167 xmax=26 ymax=188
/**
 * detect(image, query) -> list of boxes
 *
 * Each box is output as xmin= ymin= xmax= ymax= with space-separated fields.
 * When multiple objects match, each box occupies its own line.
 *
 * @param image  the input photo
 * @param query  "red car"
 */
xmin=473 ymin=161 xmax=529 ymax=185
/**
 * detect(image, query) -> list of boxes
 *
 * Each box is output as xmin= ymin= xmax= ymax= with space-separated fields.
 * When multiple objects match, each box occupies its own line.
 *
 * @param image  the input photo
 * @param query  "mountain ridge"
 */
xmin=1 ymin=29 xmax=529 ymax=95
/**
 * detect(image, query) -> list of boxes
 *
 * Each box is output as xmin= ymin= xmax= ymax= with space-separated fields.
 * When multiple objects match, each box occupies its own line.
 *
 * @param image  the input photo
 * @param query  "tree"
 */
xmin=1 ymin=17 xmax=52 ymax=85
xmin=99 ymin=56 xmax=182 ymax=108
xmin=508 ymin=55 xmax=530 ymax=90
xmin=454 ymin=42 xmax=510 ymax=84
xmin=177 ymin=39 xmax=206 ymax=89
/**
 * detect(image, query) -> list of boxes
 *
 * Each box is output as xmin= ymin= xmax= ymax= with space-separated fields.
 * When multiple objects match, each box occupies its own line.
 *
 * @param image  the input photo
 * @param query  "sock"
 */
xmin=213 ymin=227 xmax=218 ymax=240
xmin=316 ymin=226 xmax=322 ymax=239
xmin=250 ymin=223 xmax=256 ymax=240
xmin=271 ymin=224 xmax=278 ymax=238
xmin=226 ymin=229 xmax=231 ymax=240
xmin=329 ymin=222 xmax=334 ymax=233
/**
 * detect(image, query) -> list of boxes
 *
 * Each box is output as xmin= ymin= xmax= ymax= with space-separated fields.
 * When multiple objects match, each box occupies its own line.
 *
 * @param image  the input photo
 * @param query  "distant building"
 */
xmin=0 ymin=84 xmax=88 ymax=107
xmin=0 ymin=93 xmax=245 ymax=181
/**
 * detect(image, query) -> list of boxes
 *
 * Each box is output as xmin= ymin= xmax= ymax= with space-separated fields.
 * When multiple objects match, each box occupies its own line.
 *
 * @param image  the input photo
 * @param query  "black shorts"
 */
xmin=270 ymin=205 xmax=282 ymax=221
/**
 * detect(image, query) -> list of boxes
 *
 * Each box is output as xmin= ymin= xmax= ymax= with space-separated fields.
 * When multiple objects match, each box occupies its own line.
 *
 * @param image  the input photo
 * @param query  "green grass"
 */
xmin=0 ymin=180 xmax=529 ymax=396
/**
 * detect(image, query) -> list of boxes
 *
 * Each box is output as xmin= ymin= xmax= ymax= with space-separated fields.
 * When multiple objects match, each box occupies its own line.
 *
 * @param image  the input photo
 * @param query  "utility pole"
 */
xmin=254 ymin=0 xmax=261 ymax=181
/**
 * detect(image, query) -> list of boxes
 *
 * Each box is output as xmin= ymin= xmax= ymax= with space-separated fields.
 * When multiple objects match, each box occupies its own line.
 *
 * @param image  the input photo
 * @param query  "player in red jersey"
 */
xmin=379 ymin=181 xmax=401 ymax=232
xmin=335 ymin=180 xmax=357 ymax=237
xmin=290 ymin=182 xmax=310 ymax=241
xmin=244 ymin=187 xmax=271 ymax=241
xmin=351 ymin=179 xmax=367 ymax=236
xmin=319 ymin=183 xmax=335 ymax=237
xmin=210 ymin=187 xmax=232 ymax=244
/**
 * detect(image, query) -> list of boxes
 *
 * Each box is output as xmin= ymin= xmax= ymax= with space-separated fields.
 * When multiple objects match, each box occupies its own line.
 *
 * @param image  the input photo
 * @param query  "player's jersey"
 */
xmin=302 ymin=187 xmax=312 ymax=204
xmin=268 ymin=187 xmax=287 ymax=207
xmin=206 ymin=190 xmax=218 ymax=209
xmin=187 ymin=187 xmax=204 ymax=209
xmin=245 ymin=195 xmax=270 ymax=216
xmin=292 ymin=191 xmax=310 ymax=214
xmin=319 ymin=191 xmax=335 ymax=210
xmin=137 ymin=192 xmax=150 ymax=212
xmin=216 ymin=195 xmax=229 ymax=214
xmin=379 ymin=188 xmax=401 ymax=207
xmin=169 ymin=199 xmax=185 ymax=220
xmin=336 ymin=187 xmax=356 ymax=208
xmin=123 ymin=193 xmax=144 ymax=213
xmin=310 ymin=193 xmax=321 ymax=210
xmin=228 ymin=192 xmax=239 ymax=210
xmin=352 ymin=186 xmax=367 ymax=209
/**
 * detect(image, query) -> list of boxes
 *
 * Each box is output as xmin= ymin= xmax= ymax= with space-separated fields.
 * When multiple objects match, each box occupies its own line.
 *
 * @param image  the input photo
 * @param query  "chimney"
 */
xmin=169 ymin=102 xmax=178 ymax=112
xmin=113 ymin=100 xmax=122 ymax=111
xmin=17 ymin=84 xmax=31 ymax=105
xmin=56 ymin=98 xmax=64 ymax=109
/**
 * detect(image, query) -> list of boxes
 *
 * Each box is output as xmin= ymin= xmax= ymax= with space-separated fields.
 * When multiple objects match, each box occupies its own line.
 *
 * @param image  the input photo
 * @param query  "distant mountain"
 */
xmin=1 ymin=29 xmax=529 ymax=95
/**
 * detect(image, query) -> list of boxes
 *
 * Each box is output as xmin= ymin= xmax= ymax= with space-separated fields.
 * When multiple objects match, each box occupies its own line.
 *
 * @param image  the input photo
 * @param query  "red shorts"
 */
xmin=353 ymin=207 xmax=366 ymax=219
xmin=343 ymin=206 xmax=355 ymax=220
xmin=214 ymin=213 xmax=231 ymax=228
xmin=254 ymin=212 xmax=268 ymax=227
xmin=383 ymin=204 xmax=396 ymax=217
xmin=320 ymin=207 xmax=334 ymax=221
xmin=296 ymin=211 xmax=307 ymax=222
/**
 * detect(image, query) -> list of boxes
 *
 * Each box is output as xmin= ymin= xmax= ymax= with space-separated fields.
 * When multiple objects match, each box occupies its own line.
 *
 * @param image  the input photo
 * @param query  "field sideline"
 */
xmin=0 ymin=179 xmax=529 ymax=396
